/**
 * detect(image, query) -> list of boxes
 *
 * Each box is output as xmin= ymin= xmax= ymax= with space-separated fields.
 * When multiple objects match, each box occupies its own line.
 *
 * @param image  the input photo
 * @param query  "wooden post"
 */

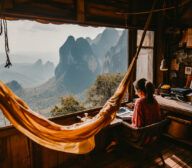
xmin=77 ymin=0 xmax=85 ymax=23
xmin=153 ymin=16 xmax=165 ymax=87
xmin=128 ymin=29 xmax=137 ymax=100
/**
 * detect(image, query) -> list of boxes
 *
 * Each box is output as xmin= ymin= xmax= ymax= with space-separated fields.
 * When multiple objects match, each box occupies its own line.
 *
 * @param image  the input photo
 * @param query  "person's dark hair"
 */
xmin=135 ymin=78 xmax=155 ymax=104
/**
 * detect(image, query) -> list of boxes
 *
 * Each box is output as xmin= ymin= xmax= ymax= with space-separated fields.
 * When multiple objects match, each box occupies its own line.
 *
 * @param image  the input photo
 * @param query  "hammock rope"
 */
xmin=0 ymin=0 xmax=157 ymax=154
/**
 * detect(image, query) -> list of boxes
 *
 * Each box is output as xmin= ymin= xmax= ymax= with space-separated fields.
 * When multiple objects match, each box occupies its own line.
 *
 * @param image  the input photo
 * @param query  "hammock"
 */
xmin=0 ymin=57 xmax=135 ymax=154
xmin=0 ymin=0 xmax=157 ymax=154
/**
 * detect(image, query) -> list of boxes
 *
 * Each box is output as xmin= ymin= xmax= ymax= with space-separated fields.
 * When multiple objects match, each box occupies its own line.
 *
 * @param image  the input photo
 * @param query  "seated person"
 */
xmin=131 ymin=78 xmax=161 ymax=127
xmin=113 ymin=79 xmax=162 ymax=148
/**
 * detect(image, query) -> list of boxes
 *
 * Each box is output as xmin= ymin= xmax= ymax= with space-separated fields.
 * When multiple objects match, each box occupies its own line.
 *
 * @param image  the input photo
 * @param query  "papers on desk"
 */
xmin=116 ymin=107 xmax=133 ymax=120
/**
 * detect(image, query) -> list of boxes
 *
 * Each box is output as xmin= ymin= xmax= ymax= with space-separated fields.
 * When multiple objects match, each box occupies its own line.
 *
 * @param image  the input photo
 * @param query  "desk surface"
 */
xmin=155 ymin=95 xmax=192 ymax=117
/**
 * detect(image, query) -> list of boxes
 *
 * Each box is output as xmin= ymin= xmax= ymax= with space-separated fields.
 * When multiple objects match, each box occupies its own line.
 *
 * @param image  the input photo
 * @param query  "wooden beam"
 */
xmin=77 ymin=0 xmax=85 ymax=23
xmin=87 ymin=3 xmax=123 ymax=19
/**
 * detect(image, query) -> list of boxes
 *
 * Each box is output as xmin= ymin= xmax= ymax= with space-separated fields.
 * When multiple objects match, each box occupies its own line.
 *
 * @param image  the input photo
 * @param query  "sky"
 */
xmin=0 ymin=20 xmax=106 ymax=65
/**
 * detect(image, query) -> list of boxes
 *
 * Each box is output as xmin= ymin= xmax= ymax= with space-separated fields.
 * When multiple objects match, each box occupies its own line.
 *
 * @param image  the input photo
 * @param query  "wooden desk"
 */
xmin=155 ymin=96 xmax=192 ymax=146
xmin=155 ymin=95 xmax=192 ymax=117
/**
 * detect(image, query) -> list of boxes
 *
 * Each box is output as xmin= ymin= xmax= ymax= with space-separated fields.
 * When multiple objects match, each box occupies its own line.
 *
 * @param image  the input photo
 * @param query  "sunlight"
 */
xmin=165 ymin=155 xmax=191 ymax=168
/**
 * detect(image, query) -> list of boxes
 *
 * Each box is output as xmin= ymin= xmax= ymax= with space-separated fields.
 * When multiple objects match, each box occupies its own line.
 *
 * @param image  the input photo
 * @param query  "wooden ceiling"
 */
xmin=0 ymin=0 xmax=192 ymax=29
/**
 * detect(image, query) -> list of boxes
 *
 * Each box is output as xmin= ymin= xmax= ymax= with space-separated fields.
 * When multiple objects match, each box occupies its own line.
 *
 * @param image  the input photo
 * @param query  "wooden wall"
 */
xmin=0 ymin=107 xmax=115 ymax=168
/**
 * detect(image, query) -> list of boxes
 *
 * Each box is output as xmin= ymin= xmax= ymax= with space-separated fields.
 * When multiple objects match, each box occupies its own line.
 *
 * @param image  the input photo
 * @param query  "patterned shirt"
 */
xmin=132 ymin=97 xmax=161 ymax=127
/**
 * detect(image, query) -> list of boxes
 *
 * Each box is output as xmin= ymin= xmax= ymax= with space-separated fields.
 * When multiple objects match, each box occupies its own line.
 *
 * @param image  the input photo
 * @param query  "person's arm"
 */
xmin=132 ymin=100 xmax=144 ymax=127
xmin=126 ymin=102 xmax=135 ymax=110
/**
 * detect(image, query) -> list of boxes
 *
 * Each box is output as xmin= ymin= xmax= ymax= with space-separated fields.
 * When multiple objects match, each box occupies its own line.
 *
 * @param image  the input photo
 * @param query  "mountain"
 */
xmin=91 ymin=28 xmax=120 ymax=66
xmin=1 ymin=28 xmax=127 ymax=113
xmin=6 ymin=80 xmax=22 ymax=93
xmin=0 ymin=70 xmax=35 ymax=87
xmin=86 ymin=37 xmax=93 ymax=45
xmin=103 ymin=30 xmax=128 ymax=73
xmin=6 ymin=35 xmax=100 ymax=112
xmin=15 ymin=77 xmax=69 ymax=116
xmin=0 ymin=59 xmax=55 ymax=88
xmin=55 ymin=36 xmax=100 ymax=94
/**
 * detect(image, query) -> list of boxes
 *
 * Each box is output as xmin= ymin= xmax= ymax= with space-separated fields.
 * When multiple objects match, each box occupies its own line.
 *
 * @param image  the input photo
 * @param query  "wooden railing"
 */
xmin=0 ymin=104 xmax=125 ymax=168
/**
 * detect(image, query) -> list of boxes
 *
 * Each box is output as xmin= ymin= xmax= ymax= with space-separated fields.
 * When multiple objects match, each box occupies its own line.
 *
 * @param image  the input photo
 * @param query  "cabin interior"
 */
xmin=0 ymin=0 xmax=192 ymax=168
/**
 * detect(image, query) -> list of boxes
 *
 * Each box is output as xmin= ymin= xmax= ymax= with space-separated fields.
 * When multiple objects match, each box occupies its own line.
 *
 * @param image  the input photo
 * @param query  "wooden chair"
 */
xmin=117 ymin=119 xmax=169 ymax=167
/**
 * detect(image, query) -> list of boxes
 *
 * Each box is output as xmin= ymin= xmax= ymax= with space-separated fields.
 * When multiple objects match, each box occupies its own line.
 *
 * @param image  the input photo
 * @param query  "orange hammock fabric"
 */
xmin=0 ymin=56 xmax=136 ymax=154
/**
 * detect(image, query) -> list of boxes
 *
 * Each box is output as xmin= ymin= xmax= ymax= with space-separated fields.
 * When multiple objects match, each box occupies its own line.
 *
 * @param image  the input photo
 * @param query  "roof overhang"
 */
xmin=0 ymin=0 xmax=192 ymax=29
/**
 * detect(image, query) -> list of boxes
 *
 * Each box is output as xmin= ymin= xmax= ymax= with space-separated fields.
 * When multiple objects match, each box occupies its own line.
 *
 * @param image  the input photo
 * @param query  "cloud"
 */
xmin=31 ymin=23 xmax=59 ymax=32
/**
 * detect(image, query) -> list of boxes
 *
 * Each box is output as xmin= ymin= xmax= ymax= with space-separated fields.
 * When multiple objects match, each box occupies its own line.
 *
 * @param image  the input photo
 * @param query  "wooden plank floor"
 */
xmin=59 ymin=139 xmax=192 ymax=168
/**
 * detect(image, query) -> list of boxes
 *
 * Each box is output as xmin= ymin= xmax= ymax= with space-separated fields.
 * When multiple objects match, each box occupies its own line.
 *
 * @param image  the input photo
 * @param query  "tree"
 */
xmin=85 ymin=73 xmax=124 ymax=107
xmin=51 ymin=95 xmax=85 ymax=116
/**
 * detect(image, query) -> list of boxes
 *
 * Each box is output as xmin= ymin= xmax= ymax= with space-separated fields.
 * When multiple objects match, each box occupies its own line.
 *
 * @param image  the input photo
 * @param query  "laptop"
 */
xmin=116 ymin=107 xmax=133 ymax=121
